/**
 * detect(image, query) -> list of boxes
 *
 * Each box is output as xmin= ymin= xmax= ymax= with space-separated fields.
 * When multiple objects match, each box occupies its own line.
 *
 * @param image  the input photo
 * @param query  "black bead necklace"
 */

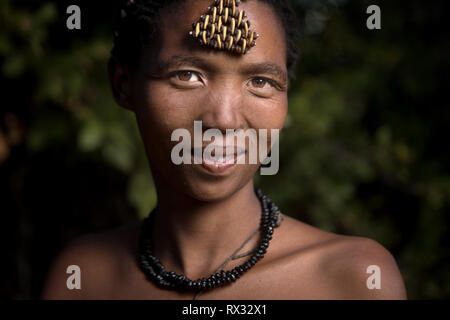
xmin=138 ymin=189 xmax=280 ymax=291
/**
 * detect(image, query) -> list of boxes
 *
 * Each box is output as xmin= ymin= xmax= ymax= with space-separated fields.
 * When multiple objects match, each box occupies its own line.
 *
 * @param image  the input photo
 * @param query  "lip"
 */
xmin=191 ymin=147 xmax=246 ymax=175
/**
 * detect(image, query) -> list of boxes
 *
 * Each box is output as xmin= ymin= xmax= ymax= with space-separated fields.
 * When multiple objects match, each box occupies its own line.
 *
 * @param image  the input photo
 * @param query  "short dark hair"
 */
xmin=112 ymin=0 xmax=300 ymax=80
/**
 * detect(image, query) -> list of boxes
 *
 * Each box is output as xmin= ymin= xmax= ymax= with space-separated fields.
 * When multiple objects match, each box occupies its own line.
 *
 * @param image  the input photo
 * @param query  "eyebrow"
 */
xmin=243 ymin=62 xmax=288 ymax=85
xmin=154 ymin=55 xmax=288 ymax=85
xmin=156 ymin=56 xmax=213 ymax=73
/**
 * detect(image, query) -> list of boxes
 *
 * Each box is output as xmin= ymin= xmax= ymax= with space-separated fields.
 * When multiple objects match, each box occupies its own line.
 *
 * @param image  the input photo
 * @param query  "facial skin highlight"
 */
xmin=114 ymin=0 xmax=288 ymax=202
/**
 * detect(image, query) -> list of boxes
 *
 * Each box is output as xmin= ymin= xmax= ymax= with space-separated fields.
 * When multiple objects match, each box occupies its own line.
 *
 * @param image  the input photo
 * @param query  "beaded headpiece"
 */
xmin=115 ymin=0 xmax=259 ymax=55
xmin=188 ymin=0 xmax=259 ymax=55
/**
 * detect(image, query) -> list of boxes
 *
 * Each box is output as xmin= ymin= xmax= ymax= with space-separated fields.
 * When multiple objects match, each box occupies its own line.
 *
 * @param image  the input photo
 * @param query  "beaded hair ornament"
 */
xmin=116 ymin=0 xmax=259 ymax=55
xmin=189 ymin=0 xmax=259 ymax=54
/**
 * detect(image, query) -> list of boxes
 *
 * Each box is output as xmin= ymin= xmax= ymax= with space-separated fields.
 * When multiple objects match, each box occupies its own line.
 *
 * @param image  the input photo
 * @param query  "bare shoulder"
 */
xmin=41 ymin=221 xmax=142 ymax=299
xmin=273 ymin=214 xmax=407 ymax=299
xmin=317 ymin=234 xmax=407 ymax=299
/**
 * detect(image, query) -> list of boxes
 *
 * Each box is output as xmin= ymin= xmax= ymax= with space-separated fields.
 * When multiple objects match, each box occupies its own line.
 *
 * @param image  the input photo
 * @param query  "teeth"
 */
xmin=203 ymin=154 xmax=235 ymax=165
xmin=191 ymin=147 xmax=246 ymax=165
xmin=204 ymin=154 xmax=234 ymax=162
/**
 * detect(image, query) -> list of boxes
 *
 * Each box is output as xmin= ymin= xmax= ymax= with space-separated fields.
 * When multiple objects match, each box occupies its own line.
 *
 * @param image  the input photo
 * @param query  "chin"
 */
xmin=172 ymin=164 xmax=259 ymax=202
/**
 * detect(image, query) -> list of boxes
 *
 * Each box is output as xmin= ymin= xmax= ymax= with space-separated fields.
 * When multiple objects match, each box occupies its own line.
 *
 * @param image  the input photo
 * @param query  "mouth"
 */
xmin=191 ymin=146 xmax=246 ymax=174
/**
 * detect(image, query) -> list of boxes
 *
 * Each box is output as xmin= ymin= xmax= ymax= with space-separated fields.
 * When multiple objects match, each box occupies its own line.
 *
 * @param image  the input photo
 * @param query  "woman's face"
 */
xmin=128 ymin=0 xmax=288 ymax=201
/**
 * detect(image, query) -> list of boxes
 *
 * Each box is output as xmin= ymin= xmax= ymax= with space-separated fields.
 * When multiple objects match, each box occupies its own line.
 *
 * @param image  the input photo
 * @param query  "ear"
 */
xmin=108 ymin=56 xmax=134 ymax=111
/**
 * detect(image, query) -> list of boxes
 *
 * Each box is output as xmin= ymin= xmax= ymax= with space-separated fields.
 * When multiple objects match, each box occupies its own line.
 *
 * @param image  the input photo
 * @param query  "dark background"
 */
xmin=1 ymin=0 xmax=449 ymax=299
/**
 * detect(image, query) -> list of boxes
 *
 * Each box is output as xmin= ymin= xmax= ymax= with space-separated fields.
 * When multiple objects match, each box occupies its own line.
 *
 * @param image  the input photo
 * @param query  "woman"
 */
xmin=42 ymin=0 xmax=407 ymax=299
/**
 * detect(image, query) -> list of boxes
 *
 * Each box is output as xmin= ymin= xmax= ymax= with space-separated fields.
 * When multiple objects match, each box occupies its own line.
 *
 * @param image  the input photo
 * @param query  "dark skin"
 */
xmin=41 ymin=0 xmax=407 ymax=299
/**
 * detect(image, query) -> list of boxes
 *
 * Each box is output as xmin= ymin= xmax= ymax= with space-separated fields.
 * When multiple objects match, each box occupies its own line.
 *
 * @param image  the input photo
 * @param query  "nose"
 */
xmin=199 ymin=82 xmax=244 ymax=133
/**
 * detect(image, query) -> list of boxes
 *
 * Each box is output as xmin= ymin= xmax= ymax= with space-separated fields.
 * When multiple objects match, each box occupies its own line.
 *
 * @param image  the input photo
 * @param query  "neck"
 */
xmin=151 ymin=181 xmax=262 ymax=280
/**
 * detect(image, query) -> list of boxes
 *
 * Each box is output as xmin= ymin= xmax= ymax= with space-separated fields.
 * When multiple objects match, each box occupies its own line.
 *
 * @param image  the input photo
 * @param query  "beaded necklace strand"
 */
xmin=138 ymin=189 xmax=283 ymax=295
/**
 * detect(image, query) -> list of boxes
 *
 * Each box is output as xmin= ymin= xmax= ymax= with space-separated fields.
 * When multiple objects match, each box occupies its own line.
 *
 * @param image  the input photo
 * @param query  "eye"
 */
xmin=247 ymin=77 xmax=282 ymax=97
xmin=174 ymin=71 xmax=201 ymax=82
xmin=249 ymin=77 xmax=276 ymax=90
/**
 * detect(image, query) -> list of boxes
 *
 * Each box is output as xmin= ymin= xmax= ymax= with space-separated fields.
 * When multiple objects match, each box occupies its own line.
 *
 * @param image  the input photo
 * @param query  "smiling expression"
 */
xmin=121 ymin=0 xmax=288 ymax=201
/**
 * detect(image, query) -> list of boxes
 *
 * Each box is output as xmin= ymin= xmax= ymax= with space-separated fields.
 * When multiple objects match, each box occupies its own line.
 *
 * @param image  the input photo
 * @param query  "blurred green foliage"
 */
xmin=1 ymin=0 xmax=157 ymax=217
xmin=1 ymin=0 xmax=449 ymax=299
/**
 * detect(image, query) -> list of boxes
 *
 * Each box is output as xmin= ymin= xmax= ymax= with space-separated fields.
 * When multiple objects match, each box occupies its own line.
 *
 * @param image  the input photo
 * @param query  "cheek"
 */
xmin=133 ymin=81 xmax=202 ymax=138
xmin=244 ymin=95 xmax=287 ymax=153
xmin=246 ymin=95 xmax=288 ymax=131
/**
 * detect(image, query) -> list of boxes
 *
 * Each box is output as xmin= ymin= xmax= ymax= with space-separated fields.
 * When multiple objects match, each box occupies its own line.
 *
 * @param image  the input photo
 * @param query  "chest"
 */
xmin=104 ymin=256 xmax=331 ymax=300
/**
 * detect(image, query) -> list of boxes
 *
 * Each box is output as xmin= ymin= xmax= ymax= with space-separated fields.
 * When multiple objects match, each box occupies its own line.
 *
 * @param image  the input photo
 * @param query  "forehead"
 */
xmin=151 ymin=0 xmax=286 ymax=68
